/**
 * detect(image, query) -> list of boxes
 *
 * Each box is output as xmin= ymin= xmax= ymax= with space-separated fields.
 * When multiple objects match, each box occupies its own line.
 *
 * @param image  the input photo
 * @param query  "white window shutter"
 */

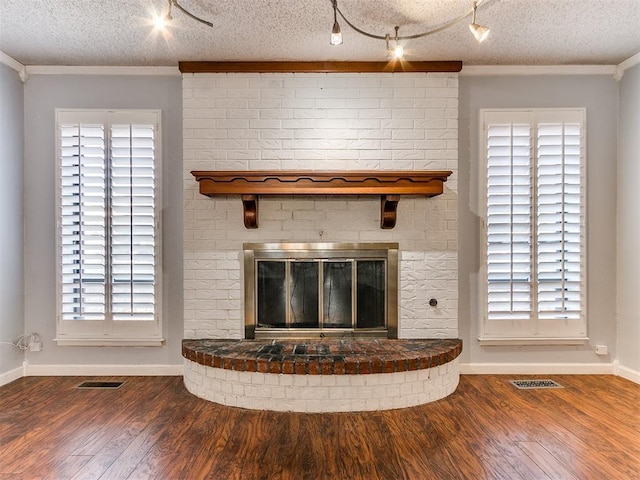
xmin=59 ymin=123 xmax=107 ymax=320
xmin=110 ymin=123 xmax=156 ymax=321
xmin=481 ymin=109 xmax=586 ymax=341
xmin=485 ymin=122 xmax=532 ymax=320
xmin=536 ymin=122 xmax=582 ymax=320
xmin=56 ymin=110 xmax=162 ymax=344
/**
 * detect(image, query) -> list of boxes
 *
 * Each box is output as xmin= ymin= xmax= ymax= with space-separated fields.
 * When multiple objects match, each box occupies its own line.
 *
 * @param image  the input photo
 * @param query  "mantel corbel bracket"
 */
xmin=381 ymin=195 xmax=400 ymax=229
xmin=191 ymin=170 xmax=453 ymax=229
xmin=241 ymin=195 xmax=259 ymax=229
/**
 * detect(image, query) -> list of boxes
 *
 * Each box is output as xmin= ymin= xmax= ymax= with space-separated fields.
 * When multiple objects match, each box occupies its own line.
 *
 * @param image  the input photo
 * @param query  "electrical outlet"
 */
xmin=595 ymin=344 xmax=608 ymax=355
xmin=29 ymin=341 xmax=42 ymax=352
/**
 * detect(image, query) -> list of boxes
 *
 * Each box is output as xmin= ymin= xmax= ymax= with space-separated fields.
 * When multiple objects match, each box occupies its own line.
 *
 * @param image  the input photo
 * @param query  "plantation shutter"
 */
xmin=485 ymin=117 xmax=532 ymax=321
xmin=110 ymin=123 xmax=156 ymax=321
xmin=481 ymin=109 xmax=586 ymax=340
xmin=59 ymin=122 xmax=107 ymax=320
xmin=56 ymin=110 xmax=161 ymax=343
xmin=536 ymin=120 xmax=583 ymax=320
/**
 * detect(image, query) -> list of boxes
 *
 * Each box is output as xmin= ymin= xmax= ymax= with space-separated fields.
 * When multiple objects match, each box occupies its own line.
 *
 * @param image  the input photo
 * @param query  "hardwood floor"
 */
xmin=1 ymin=374 xmax=638 ymax=479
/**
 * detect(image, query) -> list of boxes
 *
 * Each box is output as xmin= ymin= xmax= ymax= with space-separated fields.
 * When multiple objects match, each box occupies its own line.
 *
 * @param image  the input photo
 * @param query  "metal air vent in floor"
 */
xmin=509 ymin=379 xmax=564 ymax=389
xmin=75 ymin=381 xmax=126 ymax=389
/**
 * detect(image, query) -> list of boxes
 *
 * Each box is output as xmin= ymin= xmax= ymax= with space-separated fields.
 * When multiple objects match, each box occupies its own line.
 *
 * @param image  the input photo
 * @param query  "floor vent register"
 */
xmin=509 ymin=379 xmax=564 ymax=389
xmin=75 ymin=381 xmax=126 ymax=389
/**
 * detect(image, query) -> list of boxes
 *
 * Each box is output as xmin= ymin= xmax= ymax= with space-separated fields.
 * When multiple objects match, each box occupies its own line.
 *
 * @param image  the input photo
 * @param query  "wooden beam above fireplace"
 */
xmin=191 ymin=170 xmax=452 ymax=229
xmin=179 ymin=61 xmax=462 ymax=74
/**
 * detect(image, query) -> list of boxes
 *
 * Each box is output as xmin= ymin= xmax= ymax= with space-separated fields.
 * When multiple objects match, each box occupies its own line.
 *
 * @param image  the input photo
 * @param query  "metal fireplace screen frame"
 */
xmin=243 ymin=243 xmax=398 ymax=339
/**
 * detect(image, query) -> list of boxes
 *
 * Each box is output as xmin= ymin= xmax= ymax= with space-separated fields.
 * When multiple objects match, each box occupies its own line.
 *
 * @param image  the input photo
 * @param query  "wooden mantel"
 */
xmin=191 ymin=170 xmax=452 ymax=229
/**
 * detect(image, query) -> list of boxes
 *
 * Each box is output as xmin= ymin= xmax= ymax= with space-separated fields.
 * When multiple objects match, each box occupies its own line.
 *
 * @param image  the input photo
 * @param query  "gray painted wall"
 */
xmin=16 ymin=71 xmax=636 ymax=372
xmin=458 ymin=75 xmax=619 ymax=366
xmin=0 ymin=63 xmax=25 ymax=376
xmin=23 ymin=75 xmax=183 ymax=366
xmin=617 ymin=64 xmax=640 ymax=373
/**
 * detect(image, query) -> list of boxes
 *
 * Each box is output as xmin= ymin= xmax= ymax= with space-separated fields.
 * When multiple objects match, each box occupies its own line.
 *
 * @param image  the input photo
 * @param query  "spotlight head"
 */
xmin=331 ymin=21 xmax=343 ymax=45
xmin=330 ymin=0 xmax=343 ymax=45
xmin=469 ymin=23 xmax=490 ymax=42
xmin=469 ymin=1 xmax=490 ymax=43
xmin=154 ymin=15 xmax=167 ymax=31
xmin=393 ymin=44 xmax=404 ymax=59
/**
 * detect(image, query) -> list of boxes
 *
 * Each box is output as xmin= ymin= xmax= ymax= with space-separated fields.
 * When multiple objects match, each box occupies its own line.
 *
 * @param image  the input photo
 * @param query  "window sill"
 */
xmin=478 ymin=337 xmax=589 ymax=346
xmin=54 ymin=337 xmax=165 ymax=347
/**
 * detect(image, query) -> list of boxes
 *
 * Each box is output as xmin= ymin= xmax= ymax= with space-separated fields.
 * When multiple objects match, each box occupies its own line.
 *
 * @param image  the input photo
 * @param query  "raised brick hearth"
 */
xmin=183 ymin=338 xmax=461 ymax=375
xmin=182 ymin=338 xmax=462 ymax=412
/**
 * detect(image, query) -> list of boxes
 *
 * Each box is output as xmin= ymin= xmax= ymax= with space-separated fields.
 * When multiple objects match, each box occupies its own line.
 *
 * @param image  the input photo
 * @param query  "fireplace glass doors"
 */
xmin=244 ymin=243 xmax=398 ymax=339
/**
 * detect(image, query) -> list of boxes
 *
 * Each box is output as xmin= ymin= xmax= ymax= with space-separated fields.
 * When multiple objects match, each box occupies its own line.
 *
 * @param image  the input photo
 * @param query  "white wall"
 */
xmin=183 ymin=72 xmax=459 ymax=340
xmin=617 ymin=64 xmax=640 ymax=374
xmin=23 ymin=75 xmax=184 ymax=367
xmin=0 ymin=63 xmax=25 ymax=377
xmin=458 ymin=75 xmax=619 ymax=366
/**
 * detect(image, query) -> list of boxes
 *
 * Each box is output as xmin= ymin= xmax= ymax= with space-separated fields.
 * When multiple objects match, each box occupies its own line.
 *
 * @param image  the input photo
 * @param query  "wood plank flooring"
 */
xmin=1 ymin=375 xmax=638 ymax=479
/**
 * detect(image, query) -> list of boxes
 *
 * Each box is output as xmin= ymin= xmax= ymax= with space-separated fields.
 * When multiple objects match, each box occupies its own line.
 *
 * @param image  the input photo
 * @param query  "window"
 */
xmin=479 ymin=109 xmax=587 ymax=344
xmin=55 ymin=110 xmax=163 ymax=346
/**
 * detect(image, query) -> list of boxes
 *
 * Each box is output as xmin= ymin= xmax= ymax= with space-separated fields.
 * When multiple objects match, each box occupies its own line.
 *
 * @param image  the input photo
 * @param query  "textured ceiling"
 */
xmin=0 ymin=0 xmax=638 ymax=67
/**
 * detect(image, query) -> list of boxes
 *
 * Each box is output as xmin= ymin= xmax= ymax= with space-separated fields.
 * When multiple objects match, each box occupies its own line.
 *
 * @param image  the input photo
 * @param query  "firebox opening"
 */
xmin=244 ymin=243 xmax=398 ymax=339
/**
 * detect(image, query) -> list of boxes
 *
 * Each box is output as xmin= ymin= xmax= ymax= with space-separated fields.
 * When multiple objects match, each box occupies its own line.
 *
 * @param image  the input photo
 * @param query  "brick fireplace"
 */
xmin=182 ymin=69 xmax=460 ymax=411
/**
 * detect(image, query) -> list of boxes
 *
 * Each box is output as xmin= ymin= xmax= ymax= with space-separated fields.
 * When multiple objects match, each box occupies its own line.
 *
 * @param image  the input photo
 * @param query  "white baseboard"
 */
xmin=614 ymin=363 xmax=640 ymax=385
xmin=459 ymin=362 xmax=615 ymax=375
xmin=25 ymin=363 xmax=184 ymax=376
xmin=6 ymin=362 xmax=637 ymax=384
xmin=0 ymin=363 xmax=26 ymax=387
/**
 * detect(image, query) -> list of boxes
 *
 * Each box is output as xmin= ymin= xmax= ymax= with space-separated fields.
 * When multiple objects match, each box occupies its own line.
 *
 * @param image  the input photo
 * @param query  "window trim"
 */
xmin=54 ymin=109 xmax=164 ymax=347
xmin=478 ymin=108 xmax=588 ymax=345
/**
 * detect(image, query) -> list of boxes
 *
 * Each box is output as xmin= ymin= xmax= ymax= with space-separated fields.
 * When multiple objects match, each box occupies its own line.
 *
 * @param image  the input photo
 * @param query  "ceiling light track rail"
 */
xmin=153 ymin=0 xmax=489 ymax=60
xmin=171 ymin=0 xmax=213 ymax=27
xmin=329 ymin=0 xmax=490 ymax=58
xmin=154 ymin=0 xmax=213 ymax=30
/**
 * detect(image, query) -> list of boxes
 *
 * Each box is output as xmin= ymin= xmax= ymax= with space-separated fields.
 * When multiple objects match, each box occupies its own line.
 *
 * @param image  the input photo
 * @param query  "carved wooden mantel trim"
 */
xmin=191 ymin=170 xmax=453 ymax=229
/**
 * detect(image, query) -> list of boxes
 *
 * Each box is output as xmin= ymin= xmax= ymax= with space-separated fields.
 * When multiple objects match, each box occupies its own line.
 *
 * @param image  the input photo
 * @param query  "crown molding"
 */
xmin=615 ymin=52 xmax=640 ymax=81
xmin=0 ymin=50 xmax=29 ymax=82
xmin=0 ymin=50 xmax=24 ymax=72
xmin=24 ymin=65 xmax=181 ymax=76
xmin=461 ymin=64 xmax=617 ymax=77
xmin=7 ymin=57 xmax=638 ymax=80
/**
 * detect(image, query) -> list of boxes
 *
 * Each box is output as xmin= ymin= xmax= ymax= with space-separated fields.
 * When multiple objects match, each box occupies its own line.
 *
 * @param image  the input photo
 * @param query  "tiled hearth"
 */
xmin=183 ymin=338 xmax=462 ymax=412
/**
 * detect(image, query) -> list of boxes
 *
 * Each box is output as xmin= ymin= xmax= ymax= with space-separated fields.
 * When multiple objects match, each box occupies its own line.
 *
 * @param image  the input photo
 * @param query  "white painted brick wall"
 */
xmin=183 ymin=72 xmax=458 ymax=339
xmin=183 ymin=357 xmax=460 ymax=412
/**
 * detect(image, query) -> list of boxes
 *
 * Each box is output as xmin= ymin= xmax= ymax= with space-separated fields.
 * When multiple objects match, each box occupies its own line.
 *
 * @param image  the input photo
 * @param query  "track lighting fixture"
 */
xmin=469 ymin=1 xmax=490 ymax=42
xmin=385 ymin=27 xmax=404 ymax=60
xmin=154 ymin=0 xmax=213 ymax=30
xmin=330 ymin=0 xmax=491 ymax=58
xmin=330 ymin=0 xmax=343 ymax=45
xmin=393 ymin=44 xmax=404 ymax=59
